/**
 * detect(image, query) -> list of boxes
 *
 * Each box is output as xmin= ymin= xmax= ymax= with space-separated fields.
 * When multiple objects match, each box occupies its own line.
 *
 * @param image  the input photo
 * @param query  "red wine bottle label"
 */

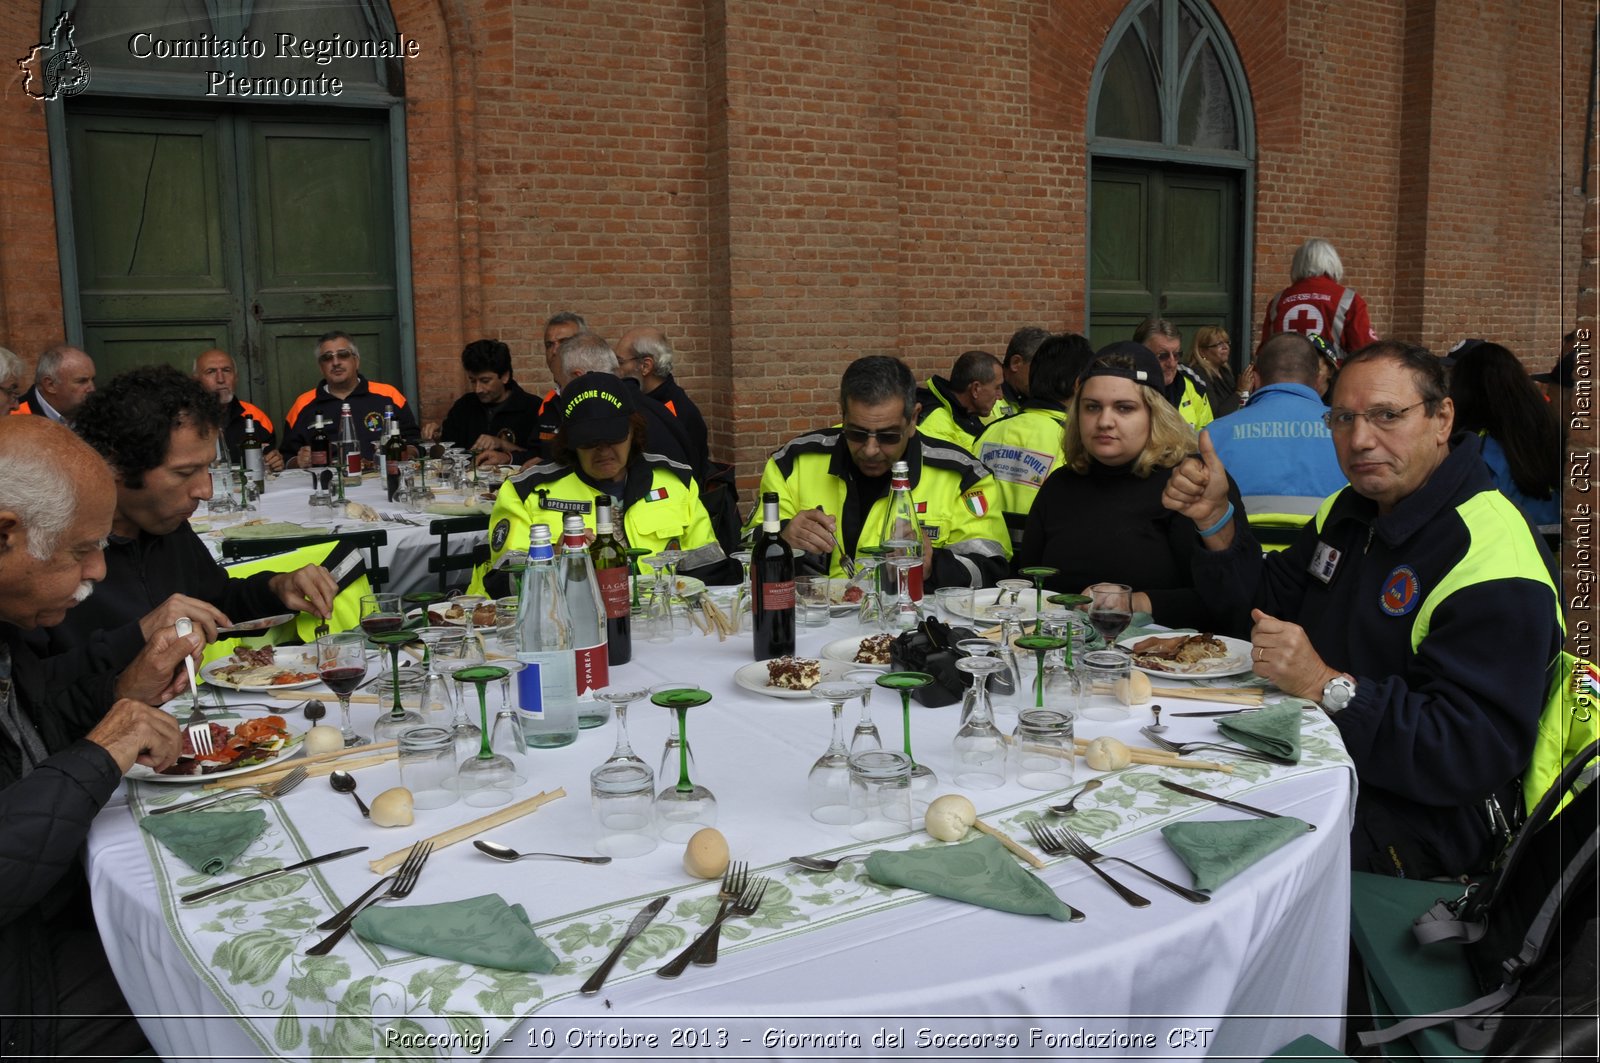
xmin=574 ymin=642 xmax=608 ymax=696
xmin=596 ymin=567 xmax=630 ymax=619
xmin=907 ymin=562 xmax=924 ymax=602
xmin=345 ymin=451 xmax=362 ymax=475
xmin=761 ymin=580 xmax=796 ymax=610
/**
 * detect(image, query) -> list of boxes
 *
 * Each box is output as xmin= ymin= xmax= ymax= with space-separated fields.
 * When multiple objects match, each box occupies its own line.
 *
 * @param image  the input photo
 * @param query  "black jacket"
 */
xmin=439 ymin=380 xmax=543 ymax=455
xmin=648 ymin=375 xmax=710 ymax=476
xmin=1 ymin=627 xmax=124 ymax=1057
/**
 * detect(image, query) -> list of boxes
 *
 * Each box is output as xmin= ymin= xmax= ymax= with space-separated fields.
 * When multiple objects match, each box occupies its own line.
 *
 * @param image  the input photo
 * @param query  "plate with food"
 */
xmin=130 ymin=715 xmax=303 ymax=783
xmin=1117 ymin=632 xmax=1254 ymax=678
xmin=733 ymin=657 xmax=858 ymax=700
xmin=425 ymin=598 xmax=499 ymax=627
xmin=942 ymin=587 xmax=1040 ymax=624
xmin=820 ymin=633 xmax=895 ymax=669
xmin=200 ymin=646 xmax=321 ymax=691
xmin=824 ymin=577 xmax=868 ymax=616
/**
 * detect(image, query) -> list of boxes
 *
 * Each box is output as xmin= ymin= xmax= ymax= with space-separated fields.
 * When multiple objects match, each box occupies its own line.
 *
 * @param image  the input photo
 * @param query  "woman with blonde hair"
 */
xmin=1185 ymin=325 xmax=1241 ymax=417
xmin=1017 ymin=342 xmax=1245 ymax=630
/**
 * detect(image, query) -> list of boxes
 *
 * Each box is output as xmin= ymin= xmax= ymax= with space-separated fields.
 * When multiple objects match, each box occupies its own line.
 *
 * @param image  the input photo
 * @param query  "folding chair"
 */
xmin=220 ymin=529 xmax=390 ymax=591
xmin=425 ymin=514 xmax=491 ymax=594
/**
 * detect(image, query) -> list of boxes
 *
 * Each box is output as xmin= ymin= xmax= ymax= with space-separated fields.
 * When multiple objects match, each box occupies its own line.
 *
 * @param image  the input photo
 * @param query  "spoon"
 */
xmin=1047 ymin=779 xmax=1103 ymax=815
xmin=473 ymin=840 xmax=612 ymax=865
xmin=302 ymin=699 xmax=328 ymax=726
xmin=329 ymin=770 xmax=371 ymax=818
xmin=789 ymin=852 xmax=872 ymax=872
xmin=1148 ymin=703 xmax=1168 ymax=733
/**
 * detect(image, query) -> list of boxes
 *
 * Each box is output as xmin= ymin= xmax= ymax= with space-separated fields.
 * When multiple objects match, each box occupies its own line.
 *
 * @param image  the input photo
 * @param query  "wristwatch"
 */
xmin=1320 ymin=674 xmax=1357 ymax=713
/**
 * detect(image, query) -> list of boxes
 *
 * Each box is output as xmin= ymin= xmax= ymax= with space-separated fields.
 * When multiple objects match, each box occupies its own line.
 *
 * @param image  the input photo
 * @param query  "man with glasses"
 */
xmin=281 ymin=331 xmax=417 ymax=467
xmin=1163 ymin=340 xmax=1560 ymax=880
xmin=1134 ymin=318 xmax=1213 ymax=430
xmin=615 ymin=326 xmax=709 ymax=476
xmin=12 ymin=343 xmax=95 ymax=425
xmin=756 ymin=355 xmax=1010 ymax=587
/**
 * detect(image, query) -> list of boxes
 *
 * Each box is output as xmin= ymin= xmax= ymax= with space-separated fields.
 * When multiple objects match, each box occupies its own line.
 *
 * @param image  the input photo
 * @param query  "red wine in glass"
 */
xmin=360 ymin=614 xmax=404 ymax=636
xmin=1088 ymin=609 xmax=1132 ymax=644
xmin=319 ymin=665 xmax=367 ymax=696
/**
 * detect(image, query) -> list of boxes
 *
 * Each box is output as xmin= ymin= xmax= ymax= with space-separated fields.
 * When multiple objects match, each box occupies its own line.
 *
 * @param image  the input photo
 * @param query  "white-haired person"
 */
xmin=1262 ymin=237 xmax=1380 ymax=357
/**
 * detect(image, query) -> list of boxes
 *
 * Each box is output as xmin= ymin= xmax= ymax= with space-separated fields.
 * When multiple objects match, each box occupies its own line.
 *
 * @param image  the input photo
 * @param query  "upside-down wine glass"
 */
xmin=1018 ymin=566 xmax=1059 ymax=618
xmin=316 ymin=631 xmax=370 ymax=747
xmin=1015 ymin=633 xmax=1071 ymax=709
xmin=809 ymin=681 xmax=869 ymax=824
xmin=953 ymin=655 xmax=1008 ymax=789
xmin=886 ymin=554 xmax=922 ymax=633
xmin=876 ymin=671 xmax=937 ymax=816
xmin=453 ymin=664 xmax=515 ymax=807
xmin=652 ymin=681 xmax=700 ymax=783
xmin=369 ymin=629 xmax=425 ymax=742
xmin=414 ymin=627 xmax=459 ymax=729
xmin=996 ymin=577 xmax=1032 ymax=610
xmin=843 ymin=667 xmax=884 ymax=754
xmin=596 ymin=687 xmax=651 ymax=770
xmin=651 ymin=687 xmax=716 ymax=841
xmin=645 ymin=547 xmax=687 ymax=643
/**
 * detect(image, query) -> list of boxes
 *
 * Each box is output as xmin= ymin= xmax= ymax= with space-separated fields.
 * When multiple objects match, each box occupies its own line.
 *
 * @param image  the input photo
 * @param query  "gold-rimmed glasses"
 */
xmin=1323 ymin=400 xmax=1428 ymax=433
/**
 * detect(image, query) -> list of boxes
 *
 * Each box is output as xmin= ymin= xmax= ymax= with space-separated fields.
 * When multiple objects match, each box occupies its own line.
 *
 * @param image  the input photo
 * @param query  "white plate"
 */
xmin=1117 ymin=633 xmax=1255 ymax=679
xmin=200 ymin=649 xmax=321 ymax=692
xmin=733 ymin=659 xmax=859 ymax=700
xmin=820 ymin=636 xmax=892 ymax=669
xmin=129 ymin=721 xmax=304 ymax=784
xmin=944 ymin=587 xmax=1040 ymax=624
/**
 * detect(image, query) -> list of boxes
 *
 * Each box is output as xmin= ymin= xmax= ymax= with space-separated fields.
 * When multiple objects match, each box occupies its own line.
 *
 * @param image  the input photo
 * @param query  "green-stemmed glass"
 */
xmin=650 ymin=687 xmax=716 ymax=841
xmin=1019 ymin=566 xmax=1060 ymax=617
xmin=369 ymin=629 xmax=425 ymax=742
xmin=625 ymin=547 xmax=654 ymax=610
xmin=876 ymin=671 xmax=937 ymax=815
xmin=453 ymin=664 xmax=514 ymax=806
xmin=403 ymin=590 xmax=446 ymax=623
xmin=1015 ymin=634 xmax=1071 ymax=708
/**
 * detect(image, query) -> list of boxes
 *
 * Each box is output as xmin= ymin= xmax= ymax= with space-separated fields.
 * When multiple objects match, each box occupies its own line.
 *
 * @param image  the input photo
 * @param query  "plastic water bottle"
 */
xmin=515 ymin=524 xmax=579 ymax=748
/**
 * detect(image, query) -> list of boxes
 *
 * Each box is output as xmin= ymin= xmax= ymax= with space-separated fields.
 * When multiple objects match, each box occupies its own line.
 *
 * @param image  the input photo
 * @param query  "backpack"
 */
xmin=1523 ymin=651 xmax=1599 ymax=816
xmin=1360 ymin=740 xmax=1599 ymax=1055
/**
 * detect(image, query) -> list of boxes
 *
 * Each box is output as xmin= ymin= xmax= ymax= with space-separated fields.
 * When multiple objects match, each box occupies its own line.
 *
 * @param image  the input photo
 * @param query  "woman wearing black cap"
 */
xmin=1016 ymin=344 xmax=1245 ymax=632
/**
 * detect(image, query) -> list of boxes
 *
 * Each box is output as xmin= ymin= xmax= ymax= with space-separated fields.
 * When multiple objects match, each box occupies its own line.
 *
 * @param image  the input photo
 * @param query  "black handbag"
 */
xmin=889 ymin=616 xmax=992 ymax=706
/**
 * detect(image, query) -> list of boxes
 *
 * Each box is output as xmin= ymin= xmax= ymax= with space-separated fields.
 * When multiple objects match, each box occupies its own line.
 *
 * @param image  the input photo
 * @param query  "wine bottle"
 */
xmin=241 ymin=417 xmax=265 ymax=497
xmin=751 ymin=491 xmax=796 ymax=660
xmin=590 ymin=495 xmax=632 ymax=666
xmin=878 ymin=459 xmax=925 ymax=601
xmin=383 ymin=412 xmax=405 ymax=501
xmin=560 ymin=514 xmax=609 ymax=697
xmin=308 ymin=414 xmax=330 ymax=468
xmin=514 ymin=524 xmax=579 ymax=748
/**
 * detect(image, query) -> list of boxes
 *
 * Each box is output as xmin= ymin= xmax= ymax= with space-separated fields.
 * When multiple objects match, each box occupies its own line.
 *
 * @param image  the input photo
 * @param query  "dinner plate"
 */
xmin=733 ymin=659 xmax=858 ymax=700
xmin=200 ymin=648 xmax=321 ymax=692
xmin=819 ymin=636 xmax=892 ymax=670
xmin=1117 ymin=632 xmax=1254 ymax=679
xmin=215 ymin=612 xmax=297 ymax=637
xmin=943 ymin=586 xmax=1040 ymax=624
xmin=129 ymin=722 xmax=305 ymax=784
xmin=823 ymin=577 xmax=863 ymax=617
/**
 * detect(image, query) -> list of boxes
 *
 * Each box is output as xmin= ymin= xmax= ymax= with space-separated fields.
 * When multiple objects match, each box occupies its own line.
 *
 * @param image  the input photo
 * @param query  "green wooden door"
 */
xmin=67 ymin=105 xmax=401 ymax=429
xmin=1088 ymin=163 xmax=1240 ymax=357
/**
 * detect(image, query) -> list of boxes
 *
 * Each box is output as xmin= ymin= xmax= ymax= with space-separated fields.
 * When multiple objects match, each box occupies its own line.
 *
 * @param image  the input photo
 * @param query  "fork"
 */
xmin=658 ymin=876 xmax=769 ymax=978
xmin=1139 ymin=726 xmax=1291 ymax=765
xmin=174 ymin=618 xmax=211 ymax=755
xmin=305 ymin=840 xmax=432 ymax=955
xmin=148 ymin=764 xmax=309 ymax=816
xmin=1026 ymin=821 xmax=1150 ymax=907
xmin=1050 ymin=824 xmax=1211 ymax=904
xmin=694 ymin=861 xmax=748 ymax=965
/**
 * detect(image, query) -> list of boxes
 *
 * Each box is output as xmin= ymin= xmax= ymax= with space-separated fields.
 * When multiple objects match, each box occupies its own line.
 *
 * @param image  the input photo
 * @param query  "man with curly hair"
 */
xmin=38 ymin=366 xmax=337 ymax=668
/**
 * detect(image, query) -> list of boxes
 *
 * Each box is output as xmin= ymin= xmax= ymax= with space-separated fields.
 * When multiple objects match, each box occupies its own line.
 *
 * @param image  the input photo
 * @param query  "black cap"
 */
xmin=561 ymin=372 xmax=636 ymax=447
xmin=1532 ymin=350 xmax=1575 ymax=386
xmin=1442 ymin=337 xmax=1486 ymax=369
xmin=1081 ymin=341 xmax=1164 ymax=387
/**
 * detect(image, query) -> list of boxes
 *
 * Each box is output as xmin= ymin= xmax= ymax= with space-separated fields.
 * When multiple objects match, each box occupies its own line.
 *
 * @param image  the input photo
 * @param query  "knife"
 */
xmin=181 ymin=846 xmax=369 ymax=904
xmin=581 ymin=895 xmax=669 ymax=995
xmin=1167 ymin=707 xmax=1262 ymax=718
xmin=1159 ymin=780 xmax=1316 ymax=831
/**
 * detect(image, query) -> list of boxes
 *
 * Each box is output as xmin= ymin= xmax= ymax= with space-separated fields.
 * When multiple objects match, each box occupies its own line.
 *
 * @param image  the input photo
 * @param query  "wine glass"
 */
xmin=453 ymin=664 xmax=515 ymax=806
xmin=886 ymin=555 xmax=922 ymax=633
xmin=988 ymin=605 xmax=1029 ymax=713
xmin=843 ymin=667 xmax=884 ymax=754
xmin=652 ymin=681 xmax=700 ymax=783
xmin=1048 ymin=593 xmax=1096 ymax=647
xmin=359 ymin=593 xmax=405 ymax=638
xmin=651 ymin=687 xmax=716 ymax=841
xmin=1018 ymin=565 xmax=1060 ymax=616
xmin=953 ymin=656 xmax=1008 ymax=790
xmin=315 ymin=632 xmax=370 ymax=747
xmin=645 ymin=548 xmax=687 ymax=643
xmin=368 ymin=629 xmax=425 ymax=742
xmin=1015 ymin=634 xmax=1071 ymax=709
xmin=729 ymin=549 xmax=753 ymax=632
xmin=809 ymin=681 xmax=869 ymax=824
xmin=596 ymin=687 xmax=650 ymax=769
xmin=996 ymin=577 xmax=1032 ymax=609
xmin=876 ymin=671 xmax=937 ymax=816
xmin=850 ymin=554 xmax=888 ymax=633
xmin=490 ymin=709 xmax=530 ymax=786
xmin=1088 ymin=582 xmax=1134 ymax=646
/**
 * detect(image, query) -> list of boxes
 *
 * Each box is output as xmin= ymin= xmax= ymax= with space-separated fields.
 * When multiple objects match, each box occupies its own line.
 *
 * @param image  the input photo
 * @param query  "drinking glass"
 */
xmin=368 ymin=629 xmax=425 ymax=741
xmin=398 ymin=726 xmax=459 ymax=809
xmin=1088 ymin=582 xmax=1134 ymax=647
xmin=596 ymin=688 xmax=651 ymax=769
xmin=952 ymin=656 xmax=1008 ymax=790
xmin=848 ymin=750 xmax=912 ymax=841
xmin=794 ymin=576 xmax=831 ymax=629
xmin=359 ymin=593 xmax=406 ymax=639
xmin=1011 ymin=709 xmax=1076 ymax=791
xmin=1078 ymin=649 xmax=1135 ymax=722
xmin=996 ymin=577 xmax=1032 ymax=609
xmin=876 ymin=671 xmax=937 ymax=815
xmin=453 ymin=664 xmax=516 ymax=806
xmin=809 ymin=681 xmax=869 ymax=824
xmin=1018 ymin=565 xmax=1060 ymax=617
xmin=591 ymin=761 xmax=658 ymax=858
xmin=652 ymin=682 xmax=700 ymax=783
xmin=651 ymin=687 xmax=716 ymax=841
xmin=886 ymin=556 xmax=922 ymax=633
xmin=315 ymin=632 xmax=370 ymax=747
xmin=934 ymin=585 xmax=975 ymax=624
xmin=492 ymin=596 xmax=519 ymax=655
xmin=843 ymin=667 xmax=884 ymax=754
xmin=490 ymin=709 xmax=531 ymax=786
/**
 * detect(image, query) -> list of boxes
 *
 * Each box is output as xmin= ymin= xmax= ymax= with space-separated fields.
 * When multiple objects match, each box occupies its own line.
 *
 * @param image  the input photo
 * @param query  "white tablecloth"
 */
xmin=86 ymin=617 xmax=1356 ymax=1061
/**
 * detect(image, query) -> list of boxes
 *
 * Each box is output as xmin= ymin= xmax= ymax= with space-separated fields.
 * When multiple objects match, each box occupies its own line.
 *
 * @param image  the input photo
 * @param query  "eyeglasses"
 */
xmin=1202 ymin=340 xmax=1231 ymax=349
xmin=842 ymin=426 xmax=905 ymax=446
xmin=318 ymin=349 xmax=356 ymax=363
xmin=1155 ymin=350 xmax=1179 ymax=363
xmin=1323 ymin=401 xmax=1428 ymax=433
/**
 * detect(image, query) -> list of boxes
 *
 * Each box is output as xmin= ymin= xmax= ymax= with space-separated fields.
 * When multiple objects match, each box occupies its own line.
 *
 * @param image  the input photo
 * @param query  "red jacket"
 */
xmin=1262 ymin=275 xmax=1378 ymax=355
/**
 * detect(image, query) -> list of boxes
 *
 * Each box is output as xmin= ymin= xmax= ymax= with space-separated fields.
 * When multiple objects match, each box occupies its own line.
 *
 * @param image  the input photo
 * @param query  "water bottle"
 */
xmin=515 ymin=524 xmax=579 ymax=748
xmin=879 ymin=460 xmax=925 ymax=602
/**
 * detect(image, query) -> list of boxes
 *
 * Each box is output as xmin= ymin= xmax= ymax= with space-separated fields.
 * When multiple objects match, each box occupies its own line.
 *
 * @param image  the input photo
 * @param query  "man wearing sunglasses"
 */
xmin=1163 ymin=340 xmax=1560 ymax=881
xmin=755 ymin=355 xmax=1010 ymax=588
xmin=1135 ymin=317 xmax=1213 ymax=431
xmin=281 ymin=331 xmax=418 ymax=467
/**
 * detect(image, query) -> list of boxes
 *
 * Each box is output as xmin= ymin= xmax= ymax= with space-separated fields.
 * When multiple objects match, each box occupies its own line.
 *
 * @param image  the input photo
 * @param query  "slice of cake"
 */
xmin=766 ymin=656 xmax=821 ymax=690
xmin=853 ymin=634 xmax=893 ymax=665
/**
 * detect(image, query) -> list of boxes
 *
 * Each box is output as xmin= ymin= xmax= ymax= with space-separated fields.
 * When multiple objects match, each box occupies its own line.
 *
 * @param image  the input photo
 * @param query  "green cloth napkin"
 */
xmin=424 ymin=500 xmax=492 ymax=516
xmin=352 ymin=893 xmax=559 ymax=972
xmin=865 ymin=835 xmax=1075 ymax=921
xmin=219 ymin=521 xmax=323 ymax=540
xmin=139 ymin=809 xmax=267 ymax=876
xmin=1218 ymin=701 xmax=1303 ymax=761
xmin=1161 ymin=816 xmax=1310 ymax=891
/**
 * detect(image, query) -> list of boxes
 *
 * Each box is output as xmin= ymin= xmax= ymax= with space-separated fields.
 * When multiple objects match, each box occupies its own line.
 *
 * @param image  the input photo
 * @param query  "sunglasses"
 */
xmin=318 ymin=349 xmax=356 ymax=363
xmin=842 ymin=426 xmax=905 ymax=446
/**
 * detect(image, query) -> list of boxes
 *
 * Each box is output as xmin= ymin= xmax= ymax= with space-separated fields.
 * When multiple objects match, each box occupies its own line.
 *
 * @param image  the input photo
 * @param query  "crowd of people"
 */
xmin=0 ymin=232 xmax=1577 ymax=1052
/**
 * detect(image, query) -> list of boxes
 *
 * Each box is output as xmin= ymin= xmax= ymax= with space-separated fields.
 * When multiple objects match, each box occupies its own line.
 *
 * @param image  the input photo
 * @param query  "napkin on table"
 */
xmin=1161 ymin=817 xmax=1309 ymax=891
xmin=865 ymin=835 xmax=1075 ymax=921
xmin=140 ymin=809 xmax=268 ymax=876
xmin=352 ymin=894 xmax=559 ymax=972
xmin=1218 ymin=701 xmax=1302 ymax=761
xmin=218 ymin=521 xmax=324 ymax=540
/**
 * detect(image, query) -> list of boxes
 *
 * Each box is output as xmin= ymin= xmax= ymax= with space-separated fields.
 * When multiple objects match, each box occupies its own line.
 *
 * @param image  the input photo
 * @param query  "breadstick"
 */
xmin=202 ymin=747 xmax=399 ymax=790
xmin=367 ymin=788 xmax=567 ymax=873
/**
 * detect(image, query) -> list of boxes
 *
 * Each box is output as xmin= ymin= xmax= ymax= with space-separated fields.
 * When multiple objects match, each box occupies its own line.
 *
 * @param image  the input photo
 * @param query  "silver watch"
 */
xmin=1321 ymin=674 xmax=1356 ymax=713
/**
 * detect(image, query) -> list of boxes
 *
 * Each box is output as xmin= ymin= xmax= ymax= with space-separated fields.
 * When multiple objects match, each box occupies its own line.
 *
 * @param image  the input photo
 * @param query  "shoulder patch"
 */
xmin=1379 ymin=565 xmax=1421 ymax=616
xmin=491 ymin=518 xmax=511 ymax=553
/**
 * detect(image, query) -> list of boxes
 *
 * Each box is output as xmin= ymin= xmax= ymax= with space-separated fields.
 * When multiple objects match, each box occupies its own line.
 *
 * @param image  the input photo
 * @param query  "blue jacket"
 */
xmin=1205 ymin=383 xmax=1346 ymax=502
xmin=1478 ymin=434 xmax=1559 ymax=527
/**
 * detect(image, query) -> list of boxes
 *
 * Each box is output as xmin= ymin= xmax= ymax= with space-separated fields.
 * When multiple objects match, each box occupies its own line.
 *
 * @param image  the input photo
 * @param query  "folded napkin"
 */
xmin=1161 ymin=817 xmax=1309 ymax=891
xmin=425 ymin=500 xmax=492 ymax=517
xmin=140 ymin=809 xmax=267 ymax=876
xmin=219 ymin=521 xmax=323 ymax=540
xmin=1218 ymin=701 xmax=1302 ymax=761
xmin=865 ymin=835 xmax=1075 ymax=921
xmin=352 ymin=894 xmax=559 ymax=972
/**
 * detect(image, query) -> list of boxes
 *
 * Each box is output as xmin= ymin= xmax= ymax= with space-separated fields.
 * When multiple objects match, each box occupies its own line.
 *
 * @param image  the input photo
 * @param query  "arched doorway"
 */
xmin=42 ymin=0 xmax=415 ymax=425
xmin=1086 ymin=0 xmax=1254 ymax=357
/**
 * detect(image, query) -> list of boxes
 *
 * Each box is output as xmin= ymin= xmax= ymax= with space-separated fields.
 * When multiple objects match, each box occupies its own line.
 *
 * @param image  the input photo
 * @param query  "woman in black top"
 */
xmin=1017 ymin=343 xmax=1245 ymax=632
xmin=1185 ymin=325 xmax=1241 ymax=417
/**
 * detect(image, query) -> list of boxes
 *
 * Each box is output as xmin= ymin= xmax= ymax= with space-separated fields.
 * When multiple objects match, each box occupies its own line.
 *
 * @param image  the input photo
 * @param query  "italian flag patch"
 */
xmin=1582 ymin=661 xmax=1600 ymax=699
xmin=645 ymin=486 xmax=669 ymax=502
xmin=962 ymin=490 xmax=989 ymax=517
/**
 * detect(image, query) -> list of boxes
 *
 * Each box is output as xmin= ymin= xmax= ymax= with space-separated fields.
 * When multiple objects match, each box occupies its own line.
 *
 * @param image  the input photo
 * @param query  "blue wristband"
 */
xmin=1197 ymin=502 xmax=1234 ymax=539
